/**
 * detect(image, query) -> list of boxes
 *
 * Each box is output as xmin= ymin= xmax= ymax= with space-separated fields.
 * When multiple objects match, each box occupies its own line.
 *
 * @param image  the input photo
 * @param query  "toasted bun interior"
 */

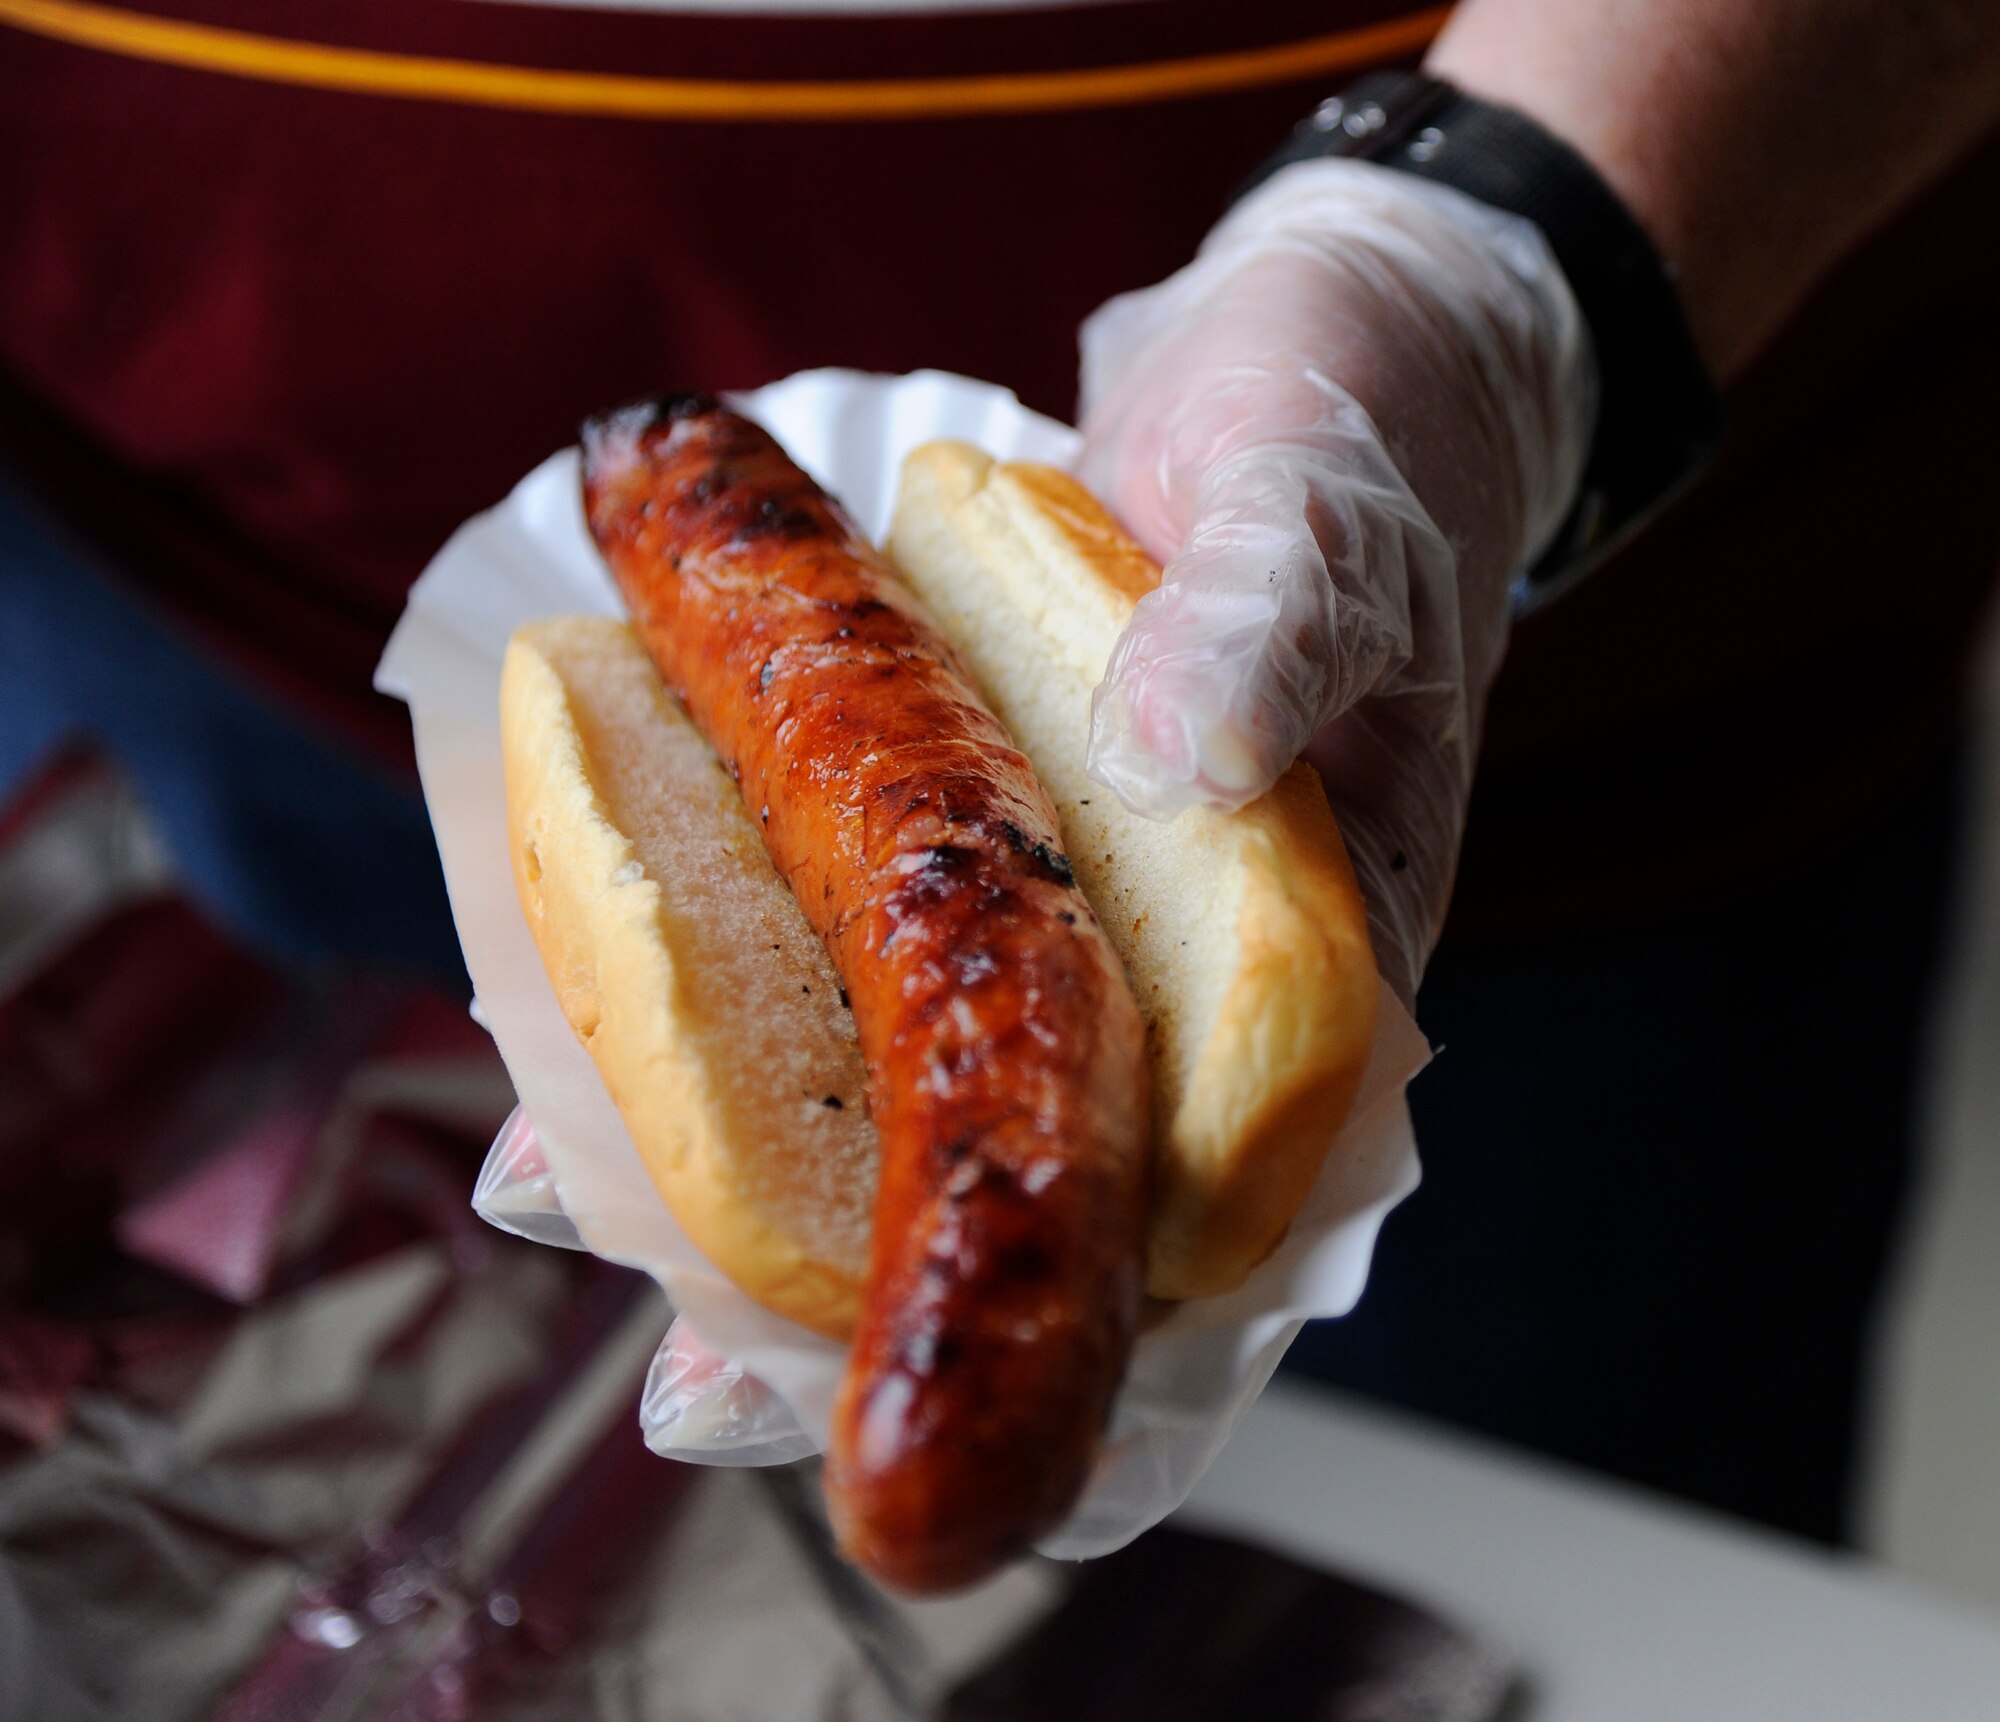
xmin=500 ymin=618 xmax=875 ymax=1339
xmin=889 ymin=444 xmax=1379 ymax=1298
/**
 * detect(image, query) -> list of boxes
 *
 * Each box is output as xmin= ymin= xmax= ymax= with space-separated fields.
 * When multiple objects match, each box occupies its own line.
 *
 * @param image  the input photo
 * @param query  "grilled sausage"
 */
xmin=581 ymin=396 xmax=1149 ymax=1592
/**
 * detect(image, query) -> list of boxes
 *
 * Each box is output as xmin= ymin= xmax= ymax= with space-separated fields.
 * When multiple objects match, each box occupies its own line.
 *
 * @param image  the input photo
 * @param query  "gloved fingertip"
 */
xmin=471 ymin=1105 xmax=586 ymax=1249
xmin=1184 ymin=723 xmax=1269 ymax=803
xmin=640 ymin=1318 xmax=816 ymax=1465
xmin=1086 ymin=675 xmax=1271 ymax=822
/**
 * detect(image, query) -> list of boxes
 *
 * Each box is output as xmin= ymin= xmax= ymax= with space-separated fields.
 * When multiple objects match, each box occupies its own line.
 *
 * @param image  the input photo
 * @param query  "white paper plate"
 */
xmin=376 ymin=368 xmax=1428 ymax=1558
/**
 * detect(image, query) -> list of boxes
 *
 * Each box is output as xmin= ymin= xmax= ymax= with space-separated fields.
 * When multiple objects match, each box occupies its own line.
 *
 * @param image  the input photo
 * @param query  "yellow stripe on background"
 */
xmin=0 ymin=0 xmax=1449 ymax=121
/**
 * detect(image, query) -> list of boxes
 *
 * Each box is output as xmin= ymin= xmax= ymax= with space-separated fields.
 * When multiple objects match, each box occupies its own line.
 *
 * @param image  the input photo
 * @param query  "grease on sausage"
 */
xmin=582 ymin=397 xmax=1149 ymax=1591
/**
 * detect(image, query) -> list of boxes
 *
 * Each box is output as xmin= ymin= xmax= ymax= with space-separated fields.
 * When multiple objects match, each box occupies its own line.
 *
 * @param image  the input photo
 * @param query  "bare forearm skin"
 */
xmin=1428 ymin=0 xmax=2000 ymax=378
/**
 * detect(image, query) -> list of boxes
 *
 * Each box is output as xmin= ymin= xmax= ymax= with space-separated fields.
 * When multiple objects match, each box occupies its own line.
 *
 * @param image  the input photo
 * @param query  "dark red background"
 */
xmin=1 ymin=0 xmax=1995 ymax=933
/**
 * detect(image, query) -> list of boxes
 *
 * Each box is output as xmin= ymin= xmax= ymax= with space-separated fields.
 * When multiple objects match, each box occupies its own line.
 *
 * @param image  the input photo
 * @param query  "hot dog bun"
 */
xmin=500 ymin=446 xmax=1378 ymax=1337
xmin=500 ymin=617 xmax=877 ymax=1339
xmin=888 ymin=444 xmax=1378 ymax=1298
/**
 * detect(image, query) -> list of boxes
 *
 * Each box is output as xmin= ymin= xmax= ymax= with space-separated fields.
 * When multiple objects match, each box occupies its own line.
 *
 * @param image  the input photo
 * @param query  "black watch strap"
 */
xmin=1242 ymin=71 xmax=1725 ymax=605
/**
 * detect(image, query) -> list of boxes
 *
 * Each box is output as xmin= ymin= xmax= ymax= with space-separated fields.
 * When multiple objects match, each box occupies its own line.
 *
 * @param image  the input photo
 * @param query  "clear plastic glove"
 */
xmin=1079 ymin=158 xmax=1596 ymax=1000
xmin=639 ymin=1313 xmax=817 ymax=1467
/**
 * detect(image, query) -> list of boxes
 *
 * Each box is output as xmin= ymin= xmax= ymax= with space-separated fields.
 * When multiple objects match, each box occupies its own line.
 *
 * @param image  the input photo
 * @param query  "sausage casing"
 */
xmin=581 ymin=397 xmax=1149 ymax=1591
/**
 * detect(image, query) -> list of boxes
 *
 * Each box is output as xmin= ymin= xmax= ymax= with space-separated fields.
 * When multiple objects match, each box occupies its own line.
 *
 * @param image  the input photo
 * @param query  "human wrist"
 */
xmin=1421 ymin=14 xmax=1721 ymax=363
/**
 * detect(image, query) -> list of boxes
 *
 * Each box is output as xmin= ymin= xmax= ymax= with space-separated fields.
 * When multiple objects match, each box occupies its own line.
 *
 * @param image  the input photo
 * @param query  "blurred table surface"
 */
xmin=1180 ymin=1379 xmax=2000 ymax=1722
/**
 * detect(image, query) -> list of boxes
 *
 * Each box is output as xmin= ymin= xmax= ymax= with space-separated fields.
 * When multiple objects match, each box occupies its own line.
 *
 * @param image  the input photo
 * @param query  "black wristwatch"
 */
xmin=1242 ymin=71 xmax=1725 ymax=609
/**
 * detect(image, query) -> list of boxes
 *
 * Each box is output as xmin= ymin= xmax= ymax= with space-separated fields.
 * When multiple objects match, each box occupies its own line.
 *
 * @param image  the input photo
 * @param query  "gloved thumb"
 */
xmin=1081 ymin=383 xmax=1449 ymax=821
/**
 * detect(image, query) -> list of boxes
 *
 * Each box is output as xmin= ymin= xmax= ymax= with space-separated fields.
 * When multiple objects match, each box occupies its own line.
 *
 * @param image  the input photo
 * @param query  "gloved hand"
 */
xmin=1078 ymin=158 xmax=1596 ymax=1001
